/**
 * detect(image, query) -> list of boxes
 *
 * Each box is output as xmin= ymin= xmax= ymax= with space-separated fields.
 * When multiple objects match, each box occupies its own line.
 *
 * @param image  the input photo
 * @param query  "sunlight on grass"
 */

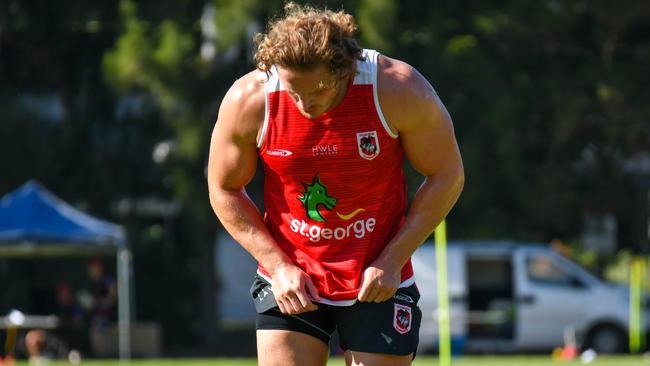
xmin=9 ymin=355 xmax=650 ymax=366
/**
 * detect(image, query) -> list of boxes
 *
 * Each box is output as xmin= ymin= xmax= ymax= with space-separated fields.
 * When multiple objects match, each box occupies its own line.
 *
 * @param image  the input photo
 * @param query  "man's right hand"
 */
xmin=270 ymin=264 xmax=321 ymax=314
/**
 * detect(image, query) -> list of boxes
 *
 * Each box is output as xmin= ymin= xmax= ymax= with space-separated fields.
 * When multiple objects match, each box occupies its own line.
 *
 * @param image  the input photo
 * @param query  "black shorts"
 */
xmin=251 ymin=275 xmax=422 ymax=356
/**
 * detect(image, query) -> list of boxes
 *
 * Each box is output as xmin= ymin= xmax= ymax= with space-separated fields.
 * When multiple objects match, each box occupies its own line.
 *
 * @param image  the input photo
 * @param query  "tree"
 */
xmin=2 ymin=0 xmax=649 ymax=355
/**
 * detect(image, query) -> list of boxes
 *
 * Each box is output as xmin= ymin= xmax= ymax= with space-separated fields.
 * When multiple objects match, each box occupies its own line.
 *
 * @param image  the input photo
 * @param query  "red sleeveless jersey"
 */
xmin=257 ymin=49 xmax=414 ymax=305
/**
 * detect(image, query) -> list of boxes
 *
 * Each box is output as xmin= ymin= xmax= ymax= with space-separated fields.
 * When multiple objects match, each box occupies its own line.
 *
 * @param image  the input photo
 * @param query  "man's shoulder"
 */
xmin=219 ymin=69 xmax=267 ymax=136
xmin=225 ymin=69 xmax=267 ymax=112
xmin=376 ymin=55 xmax=436 ymax=130
xmin=376 ymin=55 xmax=428 ymax=97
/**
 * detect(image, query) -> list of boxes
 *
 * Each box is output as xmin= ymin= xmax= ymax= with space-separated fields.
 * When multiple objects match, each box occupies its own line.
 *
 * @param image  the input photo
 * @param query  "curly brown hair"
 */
xmin=254 ymin=2 xmax=364 ymax=79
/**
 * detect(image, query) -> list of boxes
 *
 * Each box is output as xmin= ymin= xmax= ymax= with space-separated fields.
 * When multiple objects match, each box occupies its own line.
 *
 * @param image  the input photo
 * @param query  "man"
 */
xmin=207 ymin=3 xmax=464 ymax=366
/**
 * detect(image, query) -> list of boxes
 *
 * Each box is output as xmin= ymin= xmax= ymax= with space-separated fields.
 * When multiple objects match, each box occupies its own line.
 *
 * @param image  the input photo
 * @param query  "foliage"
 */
xmin=1 ymin=0 xmax=649 ymax=355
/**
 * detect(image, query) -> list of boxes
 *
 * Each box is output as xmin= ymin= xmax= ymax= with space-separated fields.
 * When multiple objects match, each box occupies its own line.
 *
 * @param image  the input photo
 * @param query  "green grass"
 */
xmin=8 ymin=355 xmax=650 ymax=366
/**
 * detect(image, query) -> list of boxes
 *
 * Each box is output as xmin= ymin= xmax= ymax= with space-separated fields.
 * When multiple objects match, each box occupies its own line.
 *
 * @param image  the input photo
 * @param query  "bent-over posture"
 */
xmin=208 ymin=3 xmax=464 ymax=366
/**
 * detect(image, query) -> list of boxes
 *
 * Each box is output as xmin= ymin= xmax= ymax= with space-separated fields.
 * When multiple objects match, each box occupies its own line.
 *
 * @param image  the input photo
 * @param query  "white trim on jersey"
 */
xmin=353 ymin=51 xmax=373 ymax=85
xmin=257 ymin=67 xmax=280 ymax=148
xmin=257 ymin=90 xmax=270 ymax=149
xmin=257 ymin=270 xmax=416 ymax=307
xmin=366 ymin=49 xmax=399 ymax=139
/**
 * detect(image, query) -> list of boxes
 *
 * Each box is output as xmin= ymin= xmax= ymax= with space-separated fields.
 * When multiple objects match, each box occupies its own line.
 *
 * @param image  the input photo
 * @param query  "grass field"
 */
xmin=7 ymin=356 xmax=650 ymax=366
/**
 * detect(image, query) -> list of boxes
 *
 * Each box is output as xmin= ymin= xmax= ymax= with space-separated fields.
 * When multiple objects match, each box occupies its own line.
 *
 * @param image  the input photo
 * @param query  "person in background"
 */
xmin=52 ymin=283 xmax=84 ymax=356
xmin=78 ymin=260 xmax=117 ymax=328
xmin=23 ymin=329 xmax=68 ymax=365
xmin=77 ymin=260 xmax=117 ymax=357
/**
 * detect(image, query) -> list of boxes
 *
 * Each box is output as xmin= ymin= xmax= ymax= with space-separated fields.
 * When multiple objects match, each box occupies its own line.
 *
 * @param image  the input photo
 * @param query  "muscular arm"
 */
xmin=358 ymin=56 xmax=465 ymax=302
xmin=207 ymin=72 xmax=320 ymax=313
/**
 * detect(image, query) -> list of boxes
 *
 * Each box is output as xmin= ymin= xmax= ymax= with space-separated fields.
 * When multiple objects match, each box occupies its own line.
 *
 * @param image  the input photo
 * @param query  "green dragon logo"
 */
xmin=298 ymin=175 xmax=337 ymax=222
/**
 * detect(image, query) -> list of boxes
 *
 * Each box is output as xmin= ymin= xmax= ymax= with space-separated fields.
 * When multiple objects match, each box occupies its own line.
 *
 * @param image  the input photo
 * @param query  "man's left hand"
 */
xmin=357 ymin=260 xmax=401 ymax=303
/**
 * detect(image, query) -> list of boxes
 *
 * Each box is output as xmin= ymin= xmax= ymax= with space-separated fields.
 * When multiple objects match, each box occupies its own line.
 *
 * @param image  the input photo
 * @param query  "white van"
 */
xmin=412 ymin=241 xmax=645 ymax=354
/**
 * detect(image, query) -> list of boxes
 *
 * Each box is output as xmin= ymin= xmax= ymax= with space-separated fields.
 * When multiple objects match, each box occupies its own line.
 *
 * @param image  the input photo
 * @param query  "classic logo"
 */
xmin=292 ymin=174 xmax=376 ymax=242
xmin=393 ymin=303 xmax=412 ymax=334
xmin=266 ymin=149 xmax=293 ymax=157
xmin=356 ymin=131 xmax=379 ymax=160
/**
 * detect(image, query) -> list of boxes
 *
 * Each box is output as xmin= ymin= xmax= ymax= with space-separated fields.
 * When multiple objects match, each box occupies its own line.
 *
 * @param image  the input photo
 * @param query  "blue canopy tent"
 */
xmin=0 ymin=180 xmax=133 ymax=359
